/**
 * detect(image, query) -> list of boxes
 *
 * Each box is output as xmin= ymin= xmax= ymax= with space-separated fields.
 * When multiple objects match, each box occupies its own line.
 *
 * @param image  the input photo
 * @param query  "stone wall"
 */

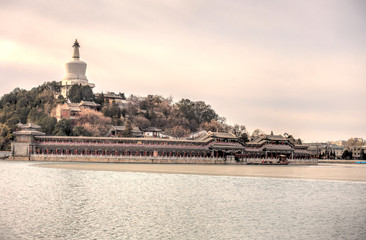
xmin=5 ymin=154 xmax=319 ymax=165
xmin=242 ymin=158 xmax=318 ymax=165
xmin=28 ymin=155 xmax=228 ymax=164
xmin=11 ymin=142 xmax=30 ymax=157
xmin=319 ymin=159 xmax=363 ymax=164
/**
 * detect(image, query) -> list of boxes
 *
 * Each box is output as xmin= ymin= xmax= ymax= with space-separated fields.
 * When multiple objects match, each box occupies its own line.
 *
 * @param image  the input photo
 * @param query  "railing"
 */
xmin=31 ymin=153 xmax=225 ymax=161
xmin=34 ymin=140 xmax=244 ymax=150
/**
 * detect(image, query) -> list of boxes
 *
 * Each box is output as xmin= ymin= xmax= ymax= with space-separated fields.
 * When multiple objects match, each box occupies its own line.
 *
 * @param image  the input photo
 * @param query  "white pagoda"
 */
xmin=61 ymin=39 xmax=95 ymax=98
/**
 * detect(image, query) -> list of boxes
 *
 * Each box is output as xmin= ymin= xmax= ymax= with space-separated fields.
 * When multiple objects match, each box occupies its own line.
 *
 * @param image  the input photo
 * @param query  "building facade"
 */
xmin=11 ymin=126 xmax=311 ymax=162
xmin=244 ymin=134 xmax=310 ymax=159
xmin=11 ymin=123 xmax=45 ymax=157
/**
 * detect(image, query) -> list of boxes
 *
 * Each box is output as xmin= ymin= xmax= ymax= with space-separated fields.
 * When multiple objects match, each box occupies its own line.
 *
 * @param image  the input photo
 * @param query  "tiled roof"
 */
xmin=68 ymin=107 xmax=81 ymax=112
xmin=80 ymin=101 xmax=100 ymax=107
xmin=210 ymin=132 xmax=237 ymax=139
xmin=17 ymin=123 xmax=42 ymax=129
xmin=111 ymin=126 xmax=125 ymax=131
xmin=143 ymin=127 xmax=162 ymax=132
xmin=264 ymin=145 xmax=292 ymax=151
xmin=265 ymin=134 xmax=287 ymax=141
xmin=14 ymin=130 xmax=45 ymax=136
xmin=111 ymin=126 xmax=142 ymax=132
xmin=104 ymin=94 xmax=123 ymax=99
xmin=197 ymin=132 xmax=238 ymax=141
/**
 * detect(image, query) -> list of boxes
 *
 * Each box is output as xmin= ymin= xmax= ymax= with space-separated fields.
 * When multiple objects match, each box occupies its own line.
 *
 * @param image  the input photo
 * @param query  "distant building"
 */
xmin=245 ymin=133 xmax=310 ymax=159
xmin=344 ymin=138 xmax=364 ymax=159
xmin=329 ymin=144 xmax=344 ymax=159
xmin=106 ymin=125 xmax=143 ymax=138
xmin=11 ymin=123 xmax=45 ymax=157
xmin=303 ymin=143 xmax=325 ymax=158
xmin=54 ymin=103 xmax=81 ymax=121
xmin=103 ymin=93 xmax=124 ymax=104
xmin=351 ymin=146 xmax=363 ymax=159
xmin=328 ymin=140 xmax=345 ymax=147
xmin=54 ymin=101 xmax=100 ymax=121
xmin=143 ymin=127 xmax=163 ymax=138
xmin=13 ymin=128 xmax=245 ymax=159
xmin=79 ymin=101 xmax=100 ymax=110
xmin=61 ymin=39 xmax=95 ymax=98
xmin=11 ymin=126 xmax=315 ymax=163
xmin=97 ymin=93 xmax=128 ymax=109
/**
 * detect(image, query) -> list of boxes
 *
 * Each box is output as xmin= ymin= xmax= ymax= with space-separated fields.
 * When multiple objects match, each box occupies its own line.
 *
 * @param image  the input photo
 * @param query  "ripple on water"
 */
xmin=0 ymin=161 xmax=365 ymax=240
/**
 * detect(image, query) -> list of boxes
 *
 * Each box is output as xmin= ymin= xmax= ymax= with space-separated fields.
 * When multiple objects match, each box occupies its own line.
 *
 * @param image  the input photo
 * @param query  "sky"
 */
xmin=0 ymin=0 xmax=365 ymax=142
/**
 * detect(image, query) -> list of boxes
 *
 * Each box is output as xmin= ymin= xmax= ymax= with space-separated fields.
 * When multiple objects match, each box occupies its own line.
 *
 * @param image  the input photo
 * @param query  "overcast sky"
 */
xmin=0 ymin=0 xmax=365 ymax=142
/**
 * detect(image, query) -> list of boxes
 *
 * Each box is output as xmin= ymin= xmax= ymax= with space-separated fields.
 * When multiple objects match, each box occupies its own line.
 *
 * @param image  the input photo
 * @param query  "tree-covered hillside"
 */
xmin=0 ymin=82 xmax=249 ymax=150
xmin=0 ymin=82 xmax=64 ymax=149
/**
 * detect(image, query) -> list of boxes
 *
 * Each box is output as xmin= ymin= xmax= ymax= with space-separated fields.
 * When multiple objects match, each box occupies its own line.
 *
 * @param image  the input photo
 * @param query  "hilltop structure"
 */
xmin=61 ymin=39 xmax=95 ymax=98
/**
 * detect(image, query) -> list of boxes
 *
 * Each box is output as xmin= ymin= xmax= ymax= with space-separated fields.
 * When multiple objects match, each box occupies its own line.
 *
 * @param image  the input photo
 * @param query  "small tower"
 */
xmin=11 ymin=123 xmax=45 ymax=157
xmin=60 ymin=39 xmax=95 ymax=98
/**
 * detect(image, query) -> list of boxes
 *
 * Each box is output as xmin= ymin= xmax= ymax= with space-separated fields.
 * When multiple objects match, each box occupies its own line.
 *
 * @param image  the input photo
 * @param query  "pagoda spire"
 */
xmin=72 ymin=39 xmax=80 ymax=59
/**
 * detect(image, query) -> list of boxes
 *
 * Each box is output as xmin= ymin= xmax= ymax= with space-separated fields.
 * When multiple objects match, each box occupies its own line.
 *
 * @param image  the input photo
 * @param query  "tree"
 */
xmin=73 ymin=126 xmax=92 ymax=136
xmin=95 ymin=92 xmax=105 ymax=105
xmin=0 ymin=123 xmax=12 ymax=150
xmin=251 ymin=129 xmax=265 ymax=140
xmin=37 ymin=116 xmax=57 ymax=135
xmin=76 ymin=108 xmax=112 ymax=136
xmin=341 ymin=150 xmax=352 ymax=160
xmin=117 ymin=92 xmax=126 ymax=100
xmin=53 ymin=119 xmax=74 ymax=136
xmin=134 ymin=116 xmax=150 ymax=129
xmin=102 ymin=102 xmax=123 ymax=125
xmin=102 ymin=103 xmax=123 ymax=119
xmin=166 ymin=126 xmax=190 ymax=138
xmin=176 ymin=99 xmax=219 ymax=131
xmin=67 ymin=84 xmax=95 ymax=103
xmin=231 ymin=124 xmax=249 ymax=143
xmin=27 ymin=108 xmax=46 ymax=123
xmin=122 ymin=120 xmax=132 ymax=137
xmin=201 ymin=119 xmax=226 ymax=132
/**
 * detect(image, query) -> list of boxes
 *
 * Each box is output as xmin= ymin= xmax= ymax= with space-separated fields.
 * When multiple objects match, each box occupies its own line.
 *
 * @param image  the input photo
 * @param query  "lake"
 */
xmin=1 ymin=161 xmax=365 ymax=239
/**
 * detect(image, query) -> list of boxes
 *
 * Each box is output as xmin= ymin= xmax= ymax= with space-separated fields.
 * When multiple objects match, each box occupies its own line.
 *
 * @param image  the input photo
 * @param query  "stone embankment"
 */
xmin=6 ymin=155 xmax=318 ymax=165
xmin=0 ymin=151 xmax=11 ymax=159
xmin=319 ymin=159 xmax=365 ymax=164
xmin=28 ymin=155 xmax=228 ymax=164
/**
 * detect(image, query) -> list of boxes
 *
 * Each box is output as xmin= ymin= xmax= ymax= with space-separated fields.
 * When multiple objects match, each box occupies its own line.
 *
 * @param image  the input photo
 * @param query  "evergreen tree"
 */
xmin=73 ymin=126 xmax=92 ymax=136
xmin=53 ymin=119 xmax=74 ymax=136
xmin=37 ymin=116 xmax=57 ymax=135
xmin=67 ymin=84 xmax=95 ymax=103
xmin=342 ymin=150 xmax=352 ymax=160
xmin=122 ymin=120 xmax=132 ymax=137
xmin=0 ymin=123 xmax=12 ymax=150
xmin=95 ymin=92 xmax=105 ymax=105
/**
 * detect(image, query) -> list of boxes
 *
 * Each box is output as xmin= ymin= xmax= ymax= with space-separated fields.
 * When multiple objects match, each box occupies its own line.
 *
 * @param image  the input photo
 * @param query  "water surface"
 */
xmin=1 ymin=161 xmax=365 ymax=239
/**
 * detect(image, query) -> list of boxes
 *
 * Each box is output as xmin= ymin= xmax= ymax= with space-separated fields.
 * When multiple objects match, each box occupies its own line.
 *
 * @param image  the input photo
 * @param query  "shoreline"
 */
xmin=36 ymin=162 xmax=366 ymax=182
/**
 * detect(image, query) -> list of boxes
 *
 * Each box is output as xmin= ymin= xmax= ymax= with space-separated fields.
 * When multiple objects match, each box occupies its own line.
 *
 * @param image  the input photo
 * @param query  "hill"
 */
xmin=0 ymin=82 xmax=249 ymax=150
